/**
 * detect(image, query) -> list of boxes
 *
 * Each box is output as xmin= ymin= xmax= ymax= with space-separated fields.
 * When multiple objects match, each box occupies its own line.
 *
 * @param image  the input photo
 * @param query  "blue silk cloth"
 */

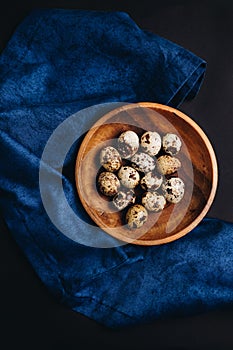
xmin=0 ymin=9 xmax=232 ymax=328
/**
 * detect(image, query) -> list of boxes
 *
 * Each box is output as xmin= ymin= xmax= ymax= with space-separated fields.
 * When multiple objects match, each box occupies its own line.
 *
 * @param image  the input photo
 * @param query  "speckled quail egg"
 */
xmin=118 ymin=166 xmax=140 ymax=189
xmin=97 ymin=172 xmax=120 ymax=197
xmin=162 ymin=177 xmax=185 ymax=203
xmin=126 ymin=204 xmax=148 ymax=229
xmin=157 ymin=155 xmax=181 ymax=175
xmin=100 ymin=146 xmax=122 ymax=172
xmin=142 ymin=191 xmax=166 ymax=212
xmin=112 ymin=189 xmax=136 ymax=211
xmin=140 ymin=171 xmax=163 ymax=191
xmin=140 ymin=131 xmax=161 ymax=156
xmin=162 ymin=133 xmax=182 ymax=155
xmin=131 ymin=152 xmax=156 ymax=173
xmin=117 ymin=130 xmax=139 ymax=159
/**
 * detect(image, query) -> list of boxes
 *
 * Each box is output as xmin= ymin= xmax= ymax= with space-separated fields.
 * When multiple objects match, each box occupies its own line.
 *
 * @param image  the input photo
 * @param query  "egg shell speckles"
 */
xmin=131 ymin=152 xmax=156 ymax=173
xmin=97 ymin=172 xmax=120 ymax=196
xmin=162 ymin=177 xmax=185 ymax=203
xmin=140 ymin=171 xmax=163 ymax=191
xmin=142 ymin=191 xmax=166 ymax=212
xmin=126 ymin=204 xmax=148 ymax=229
xmin=157 ymin=155 xmax=181 ymax=175
xmin=162 ymin=133 xmax=182 ymax=155
xmin=100 ymin=146 xmax=122 ymax=172
xmin=140 ymin=131 xmax=161 ymax=156
xmin=118 ymin=166 xmax=140 ymax=189
xmin=112 ymin=189 xmax=136 ymax=211
xmin=117 ymin=130 xmax=139 ymax=159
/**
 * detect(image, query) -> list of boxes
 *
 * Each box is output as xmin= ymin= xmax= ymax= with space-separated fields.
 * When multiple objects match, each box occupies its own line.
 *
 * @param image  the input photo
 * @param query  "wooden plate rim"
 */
xmin=75 ymin=102 xmax=218 ymax=245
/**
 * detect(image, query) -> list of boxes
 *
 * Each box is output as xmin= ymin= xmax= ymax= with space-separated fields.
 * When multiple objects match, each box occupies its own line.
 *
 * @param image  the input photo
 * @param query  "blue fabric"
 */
xmin=0 ymin=9 xmax=232 ymax=328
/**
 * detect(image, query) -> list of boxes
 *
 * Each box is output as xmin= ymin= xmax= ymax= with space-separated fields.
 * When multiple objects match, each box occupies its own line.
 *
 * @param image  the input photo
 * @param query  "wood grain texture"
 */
xmin=75 ymin=103 xmax=218 ymax=245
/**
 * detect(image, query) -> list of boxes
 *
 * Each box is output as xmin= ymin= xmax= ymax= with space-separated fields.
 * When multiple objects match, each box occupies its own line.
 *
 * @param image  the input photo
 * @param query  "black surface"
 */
xmin=0 ymin=1 xmax=233 ymax=349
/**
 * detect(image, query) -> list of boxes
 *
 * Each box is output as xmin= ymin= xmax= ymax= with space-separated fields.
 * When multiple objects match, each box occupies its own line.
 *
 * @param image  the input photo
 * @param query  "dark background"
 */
xmin=0 ymin=1 xmax=233 ymax=349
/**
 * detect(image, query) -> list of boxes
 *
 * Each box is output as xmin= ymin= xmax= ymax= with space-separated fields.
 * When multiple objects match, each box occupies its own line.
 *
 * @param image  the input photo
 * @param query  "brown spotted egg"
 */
xmin=126 ymin=204 xmax=148 ymax=229
xmin=118 ymin=166 xmax=140 ymax=189
xmin=140 ymin=171 xmax=163 ymax=191
xmin=157 ymin=155 xmax=181 ymax=175
xmin=140 ymin=131 xmax=161 ymax=156
xmin=117 ymin=130 xmax=139 ymax=159
xmin=112 ymin=189 xmax=136 ymax=211
xmin=162 ymin=177 xmax=185 ymax=203
xmin=131 ymin=152 xmax=156 ymax=173
xmin=97 ymin=172 xmax=120 ymax=197
xmin=100 ymin=146 xmax=122 ymax=172
xmin=142 ymin=191 xmax=166 ymax=212
xmin=162 ymin=133 xmax=182 ymax=155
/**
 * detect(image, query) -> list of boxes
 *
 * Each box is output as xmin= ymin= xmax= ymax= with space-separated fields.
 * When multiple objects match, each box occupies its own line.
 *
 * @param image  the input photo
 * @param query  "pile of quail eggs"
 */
xmin=97 ymin=130 xmax=185 ymax=229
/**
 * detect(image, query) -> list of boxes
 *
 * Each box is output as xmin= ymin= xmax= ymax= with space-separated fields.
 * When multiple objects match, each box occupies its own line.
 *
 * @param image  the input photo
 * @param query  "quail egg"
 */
xmin=100 ymin=146 xmax=122 ymax=172
xmin=140 ymin=131 xmax=161 ymax=156
xmin=118 ymin=166 xmax=140 ymax=189
xmin=162 ymin=133 xmax=182 ymax=155
xmin=131 ymin=152 xmax=156 ymax=173
xmin=112 ymin=189 xmax=136 ymax=211
xmin=140 ymin=171 xmax=163 ymax=191
xmin=162 ymin=177 xmax=185 ymax=203
xmin=126 ymin=204 xmax=148 ymax=229
xmin=97 ymin=172 xmax=120 ymax=197
xmin=117 ymin=130 xmax=139 ymax=159
xmin=157 ymin=155 xmax=181 ymax=175
xmin=142 ymin=191 xmax=166 ymax=212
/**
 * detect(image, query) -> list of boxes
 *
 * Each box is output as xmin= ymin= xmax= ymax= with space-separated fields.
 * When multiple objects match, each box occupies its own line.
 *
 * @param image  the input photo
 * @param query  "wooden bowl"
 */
xmin=75 ymin=102 xmax=218 ymax=245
